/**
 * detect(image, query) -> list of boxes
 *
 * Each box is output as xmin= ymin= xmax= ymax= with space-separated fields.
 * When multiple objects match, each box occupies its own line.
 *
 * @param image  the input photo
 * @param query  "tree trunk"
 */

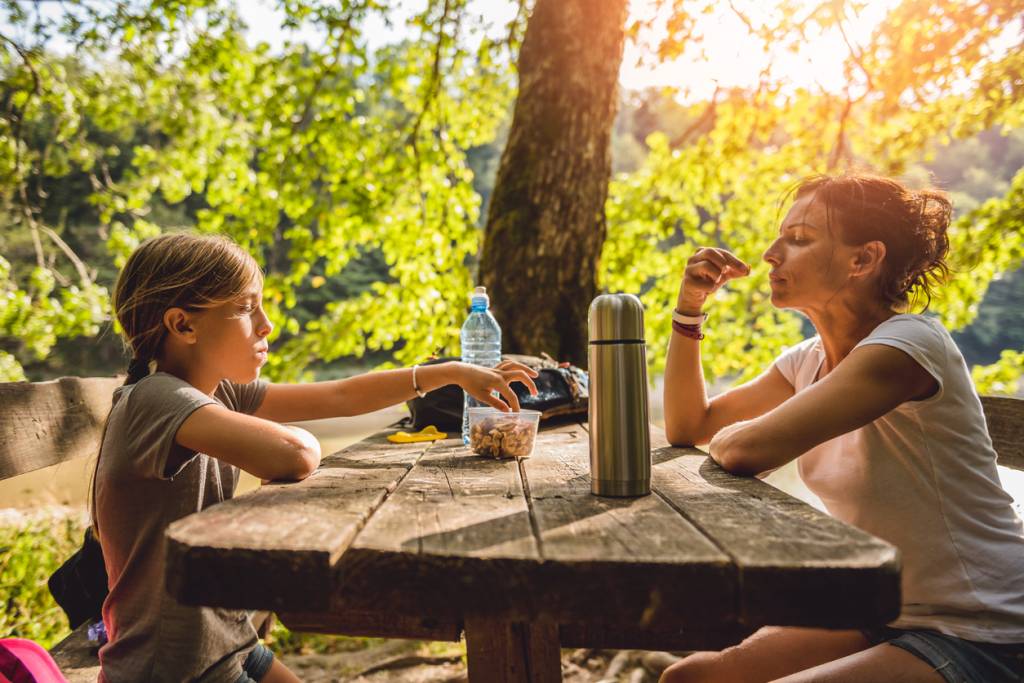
xmin=480 ymin=0 xmax=628 ymax=368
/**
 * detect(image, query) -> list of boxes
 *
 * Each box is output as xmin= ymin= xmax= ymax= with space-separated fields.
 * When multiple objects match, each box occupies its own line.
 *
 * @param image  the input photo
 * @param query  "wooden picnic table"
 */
xmin=165 ymin=419 xmax=900 ymax=682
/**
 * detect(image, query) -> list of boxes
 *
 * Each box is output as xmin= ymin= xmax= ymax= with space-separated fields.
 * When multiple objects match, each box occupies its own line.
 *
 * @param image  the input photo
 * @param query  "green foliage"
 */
xmin=1 ymin=0 xmax=519 ymax=381
xmin=972 ymin=350 xmax=1024 ymax=396
xmin=0 ymin=514 xmax=86 ymax=648
xmin=0 ymin=512 xmax=398 ymax=655
xmin=0 ymin=34 xmax=113 ymax=380
xmin=266 ymin=621 xmax=386 ymax=656
xmin=953 ymin=268 xmax=1024 ymax=367
xmin=603 ymin=1 xmax=1023 ymax=388
xmin=0 ymin=0 xmax=1020 ymax=394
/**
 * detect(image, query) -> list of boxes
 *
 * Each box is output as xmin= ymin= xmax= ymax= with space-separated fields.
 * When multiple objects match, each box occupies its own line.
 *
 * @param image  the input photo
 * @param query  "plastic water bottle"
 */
xmin=461 ymin=285 xmax=502 ymax=444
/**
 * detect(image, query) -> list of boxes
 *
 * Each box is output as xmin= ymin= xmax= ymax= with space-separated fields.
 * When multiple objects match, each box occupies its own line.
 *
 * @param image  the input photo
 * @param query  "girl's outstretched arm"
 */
xmin=253 ymin=360 xmax=538 ymax=423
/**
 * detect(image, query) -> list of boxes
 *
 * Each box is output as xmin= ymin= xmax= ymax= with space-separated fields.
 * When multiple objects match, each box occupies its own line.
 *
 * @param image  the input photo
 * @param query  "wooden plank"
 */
xmin=0 ymin=376 xmax=122 ymax=479
xmin=166 ymin=430 xmax=434 ymax=612
xmin=464 ymin=616 xmax=561 ymax=683
xmin=49 ymin=622 xmax=100 ymax=683
xmin=522 ymin=423 xmax=736 ymax=630
xmin=332 ymin=436 xmax=540 ymax=619
xmin=336 ymin=424 xmax=736 ymax=629
xmin=982 ymin=395 xmax=1024 ymax=471
xmin=278 ymin=609 xmax=462 ymax=642
xmin=648 ymin=430 xmax=901 ymax=629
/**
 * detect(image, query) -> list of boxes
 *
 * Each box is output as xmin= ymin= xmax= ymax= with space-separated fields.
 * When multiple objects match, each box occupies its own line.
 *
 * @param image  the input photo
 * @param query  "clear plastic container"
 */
xmin=467 ymin=407 xmax=540 ymax=459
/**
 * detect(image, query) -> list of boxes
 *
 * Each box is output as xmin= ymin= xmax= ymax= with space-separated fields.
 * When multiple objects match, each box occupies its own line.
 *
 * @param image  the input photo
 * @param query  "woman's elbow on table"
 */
xmin=710 ymin=448 xmax=761 ymax=477
xmin=707 ymin=426 xmax=762 ymax=477
xmin=665 ymin=427 xmax=697 ymax=449
xmin=664 ymin=418 xmax=712 ymax=449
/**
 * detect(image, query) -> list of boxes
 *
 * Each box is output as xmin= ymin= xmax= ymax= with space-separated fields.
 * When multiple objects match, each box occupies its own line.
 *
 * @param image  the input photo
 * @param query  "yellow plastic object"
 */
xmin=386 ymin=425 xmax=448 ymax=443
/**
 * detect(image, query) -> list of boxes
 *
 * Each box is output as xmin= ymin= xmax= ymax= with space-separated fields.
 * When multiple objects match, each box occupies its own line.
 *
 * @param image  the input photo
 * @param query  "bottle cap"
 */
xmin=470 ymin=286 xmax=489 ymax=309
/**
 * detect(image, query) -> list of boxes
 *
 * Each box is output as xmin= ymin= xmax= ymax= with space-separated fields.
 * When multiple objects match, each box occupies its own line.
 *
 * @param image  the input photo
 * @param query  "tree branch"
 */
xmin=835 ymin=3 xmax=875 ymax=93
xmin=40 ymin=225 xmax=93 ymax=285
xmin=292 ymin=16 xmax=354 ymax=134
xmin=828 ymin=92 xmax=854 ymax=171
xmin=726 ymin=0 xmax=758 ymax=38
xmin=670 ymin=85 xmax=720 ymax=147
xmin=505 ymin=0 xmax=529 ymax=56
xmin=407 ymin=0 xmax=454 ymax=155
xmin=0 ymin=33 xmax=41 ymax=177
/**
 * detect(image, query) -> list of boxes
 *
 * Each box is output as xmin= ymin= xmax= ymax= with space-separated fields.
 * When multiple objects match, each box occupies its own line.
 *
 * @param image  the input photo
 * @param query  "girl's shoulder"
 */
xmin=102 ymin=374 xmax=220 ymax=480
xmin=114 ymin=372 xmax=208 ymax=408
xmin=112 ymin=373 xmax=266 ymax=417
xmin=109 ymin=373 xmax=220 ymax=436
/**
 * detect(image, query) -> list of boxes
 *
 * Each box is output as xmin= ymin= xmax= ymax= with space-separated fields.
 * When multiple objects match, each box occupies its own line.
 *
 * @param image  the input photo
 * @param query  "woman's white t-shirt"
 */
xmin=772 ymin=314 xmax=1024 ymax=642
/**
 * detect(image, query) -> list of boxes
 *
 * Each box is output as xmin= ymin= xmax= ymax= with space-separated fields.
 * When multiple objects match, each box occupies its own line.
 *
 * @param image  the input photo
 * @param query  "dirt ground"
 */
xmin=280 ymin=643 xmax=682 ymax=682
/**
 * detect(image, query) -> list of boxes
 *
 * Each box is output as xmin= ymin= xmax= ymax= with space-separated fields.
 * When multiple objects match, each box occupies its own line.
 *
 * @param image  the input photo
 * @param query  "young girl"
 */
xmin=92 ymin=232 xmax=538 ymax=683
xmin=660 ymin=174 xmax=1024 ymax=682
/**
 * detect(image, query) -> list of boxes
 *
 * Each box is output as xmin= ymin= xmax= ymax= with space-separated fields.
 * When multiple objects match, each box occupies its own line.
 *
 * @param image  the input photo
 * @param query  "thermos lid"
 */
xmin=588 ymin=293 xmax=645 ymax=342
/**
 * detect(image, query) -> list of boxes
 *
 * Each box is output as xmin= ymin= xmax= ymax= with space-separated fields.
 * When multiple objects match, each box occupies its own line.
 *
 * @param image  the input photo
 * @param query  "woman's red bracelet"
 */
xmin=672 ymin=320 xmax=704 ymax=341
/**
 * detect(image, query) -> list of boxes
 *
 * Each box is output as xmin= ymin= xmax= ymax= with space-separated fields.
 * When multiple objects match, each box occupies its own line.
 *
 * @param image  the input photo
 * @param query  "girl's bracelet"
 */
xmin=411 ymin=364 xmax=427 ymax=398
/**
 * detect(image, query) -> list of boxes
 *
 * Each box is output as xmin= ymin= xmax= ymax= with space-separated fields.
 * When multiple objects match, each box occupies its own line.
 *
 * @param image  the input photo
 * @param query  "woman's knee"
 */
xmin=659 ymin=651 xmax=729 ymax=683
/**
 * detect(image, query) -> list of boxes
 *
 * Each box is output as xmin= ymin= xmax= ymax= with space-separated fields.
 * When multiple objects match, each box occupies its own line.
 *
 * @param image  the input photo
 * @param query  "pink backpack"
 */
xmin=0 ymin=639 xmax=67 ymax=683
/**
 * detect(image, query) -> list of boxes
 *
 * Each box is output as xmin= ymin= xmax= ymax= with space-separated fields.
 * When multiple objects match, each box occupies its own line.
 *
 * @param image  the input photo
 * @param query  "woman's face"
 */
xmin=762 ymin=192 xmax=861 ymax=313
xmin=192 ymin=280 xmax=273 ymax=384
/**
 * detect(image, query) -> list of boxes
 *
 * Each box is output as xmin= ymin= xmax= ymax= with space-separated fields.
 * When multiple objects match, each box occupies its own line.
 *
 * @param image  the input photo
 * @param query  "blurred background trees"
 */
xmin=1 ymin=0 xmax=1021 ymax=393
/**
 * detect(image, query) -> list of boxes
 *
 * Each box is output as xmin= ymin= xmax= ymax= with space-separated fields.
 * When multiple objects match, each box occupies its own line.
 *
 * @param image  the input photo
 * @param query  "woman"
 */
xmin=660 ymin=174 xmax=1024 ymax=683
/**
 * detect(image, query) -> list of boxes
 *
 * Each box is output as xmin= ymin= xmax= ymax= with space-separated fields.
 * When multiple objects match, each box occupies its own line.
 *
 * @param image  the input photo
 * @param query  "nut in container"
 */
xmin=467 ymin=407 xmax=540 ymax=459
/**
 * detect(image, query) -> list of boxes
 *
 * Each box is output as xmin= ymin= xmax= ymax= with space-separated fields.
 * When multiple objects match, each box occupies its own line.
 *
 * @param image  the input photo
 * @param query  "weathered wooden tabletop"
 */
xmin=166 ymin=419 xmax=900 ymax=682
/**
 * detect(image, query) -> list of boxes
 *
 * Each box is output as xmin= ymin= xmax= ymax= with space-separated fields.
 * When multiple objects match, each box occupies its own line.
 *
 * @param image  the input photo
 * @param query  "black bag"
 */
xmin=407 ymin=354 xmax=589 ymax=431
xmin=48 ymin=527 xmax=108 ymax=629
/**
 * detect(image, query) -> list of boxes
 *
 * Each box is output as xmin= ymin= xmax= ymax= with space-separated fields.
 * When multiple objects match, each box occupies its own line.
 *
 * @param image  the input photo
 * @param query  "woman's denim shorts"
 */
xmin=863 ymin=627 xmax=1024 ymax=682
xmin=233 ymin=643 xmax=275 ymax=683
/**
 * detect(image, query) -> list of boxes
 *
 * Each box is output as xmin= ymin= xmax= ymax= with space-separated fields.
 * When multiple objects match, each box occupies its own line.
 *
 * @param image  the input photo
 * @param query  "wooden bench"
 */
xmin=1 ymin=377 xmax=120 ymax=682
xmin=982 ymin=395 xmax=1024 ymax=471
xmin=0 ymin=376 xmax=277 ymax=682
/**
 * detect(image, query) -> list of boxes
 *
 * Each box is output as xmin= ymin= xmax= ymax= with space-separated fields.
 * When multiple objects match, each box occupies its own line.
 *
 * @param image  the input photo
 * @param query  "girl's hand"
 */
xmin=678 ymin=247 xmax=751 ymax=315
xmin=454 ymin=360 xmax=539 ymax=412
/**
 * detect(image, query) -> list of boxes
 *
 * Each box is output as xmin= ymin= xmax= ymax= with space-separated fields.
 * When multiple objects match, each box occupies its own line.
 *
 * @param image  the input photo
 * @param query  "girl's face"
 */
xmin=762 ymin=192 xmax=862 ymax=313
xmin=191 ymin=280 xmax=273 ymax=384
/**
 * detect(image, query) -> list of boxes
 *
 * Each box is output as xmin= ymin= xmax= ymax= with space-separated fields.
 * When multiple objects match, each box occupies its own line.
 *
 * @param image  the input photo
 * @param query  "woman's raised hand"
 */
xmin=678 ymin=247 xmax=751 ymax=314
xmin=456 ymin=359 xmax=539 ymax=412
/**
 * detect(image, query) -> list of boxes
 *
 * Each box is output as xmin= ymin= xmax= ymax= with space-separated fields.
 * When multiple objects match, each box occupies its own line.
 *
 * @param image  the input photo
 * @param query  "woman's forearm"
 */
xmin=663 ymin=330 xmax=712 ymax=446
xmin=663 ymin=248 xmax=750 ymax=446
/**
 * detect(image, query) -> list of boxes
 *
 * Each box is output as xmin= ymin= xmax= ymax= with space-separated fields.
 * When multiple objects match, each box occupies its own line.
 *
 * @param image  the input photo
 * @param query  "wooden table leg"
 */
xmin=464 ymin=616 xmax=561 ymax=682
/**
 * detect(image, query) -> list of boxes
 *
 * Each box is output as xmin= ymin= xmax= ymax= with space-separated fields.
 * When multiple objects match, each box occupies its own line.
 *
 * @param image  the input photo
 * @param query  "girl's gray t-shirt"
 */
xmin=94 ymin=372 xmax=268 ymax=683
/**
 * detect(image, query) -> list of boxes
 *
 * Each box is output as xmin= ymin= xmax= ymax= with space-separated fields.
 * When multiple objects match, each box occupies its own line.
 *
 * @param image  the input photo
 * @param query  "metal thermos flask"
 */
xmin=588 ymin=293 xmax=651 ymax=497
